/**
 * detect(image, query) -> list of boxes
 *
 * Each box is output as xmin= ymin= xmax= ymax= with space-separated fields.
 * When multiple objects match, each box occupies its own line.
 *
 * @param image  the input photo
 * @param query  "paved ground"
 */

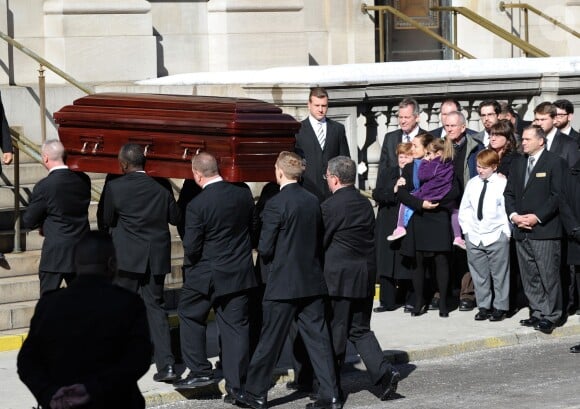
xmin=3 ymin=304 xmax=580 ymax=409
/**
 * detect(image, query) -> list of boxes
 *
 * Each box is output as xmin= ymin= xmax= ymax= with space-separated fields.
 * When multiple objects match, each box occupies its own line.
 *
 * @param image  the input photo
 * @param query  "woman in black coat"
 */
xmin=372 ymin=143 xmax=415 ymax=311
xmin=560 ymin=159 xmax=580 ymax=353
xmin=396 ymin=133 xmax=460 ymax=317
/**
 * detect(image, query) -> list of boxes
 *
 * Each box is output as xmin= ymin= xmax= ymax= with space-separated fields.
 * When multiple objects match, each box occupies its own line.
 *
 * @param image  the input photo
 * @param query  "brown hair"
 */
xmin=427 ymin=138 xmax=454 ymax=162
xmin=489 ymin=119 xmax=518 ymax=157
xmin=309 ymin=87 xmax=328 ymax=101
xmin=476 ymin=149 xmax=500 ymax=168
xmin=534 ymin=101 xmax=556 ymax=117
xmin=396 ymin=142 xmax=413 ymax=155
xmin=276 ymin=151 xmax=305 ymax=180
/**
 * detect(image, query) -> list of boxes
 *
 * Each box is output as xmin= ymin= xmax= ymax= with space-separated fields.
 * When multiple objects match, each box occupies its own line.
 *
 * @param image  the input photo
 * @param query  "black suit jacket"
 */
xmin=504 ymin=149 xmax=566 ymax=240
xmin=378 ymin=127 xmax=427 ymax=171
xmin=101 ymin=171 xmax=181 ymax=275
xmin=17 ymin=275 xmax=152 ymax=409
xmin=550 ymin=130 xmax=580 ymax=168
xmin=258 ymin=183 xmax=327 ymax=300
xmin=321 ymin=186 xmax=375 ymax=298
xmin=183 ymin=181 xmax=257 ymax=297
xmin=567 ymin=127 xmax=580 ymax=143
xmin=23 ymin=169 xmax=91 ymax=273
xmin=295 ymin=117 xmax=350 ymax=202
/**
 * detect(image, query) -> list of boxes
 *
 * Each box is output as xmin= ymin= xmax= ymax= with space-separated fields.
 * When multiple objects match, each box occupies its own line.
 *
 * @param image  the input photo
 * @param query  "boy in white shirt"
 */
xmin=458 ymin=149 xmax=511 ymax=321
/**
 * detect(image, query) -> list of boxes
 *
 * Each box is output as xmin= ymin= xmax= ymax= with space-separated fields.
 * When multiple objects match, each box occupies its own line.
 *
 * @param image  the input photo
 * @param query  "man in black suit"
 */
xmin=295 ymin=87 xmax=350 ymax=202
xmin=174 ymin=152 xmax=257 ymax=401
xmin=237 ymin=151 xmax=341 ymax=409
xmin=322 ymin=156 xmax=400 ymax=401
xmin=101 ymin=143 xmax=181 ymax=383
xmin=23 ymin=139 xmax=91 ymax=296
xmin=0 ymin=92 xmax=13 ymax=260
xmin=553 ymin=99 xmax=580 ymax=142
xmin=17 ymin=231 xmax=152 ymax=409
xmin=430 ymin=98 xmax=477 ymax=139
xmin=378 ymin=97 xmax=427 ymax=170
xmin=504 ymin=125 xmax=566 ymax=334
xmin=534 ymin=101 xmax=580 ymax=168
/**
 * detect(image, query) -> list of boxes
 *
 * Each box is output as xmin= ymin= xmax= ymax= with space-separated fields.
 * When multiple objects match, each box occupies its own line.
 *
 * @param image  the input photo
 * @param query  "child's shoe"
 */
xmin=387 ymin=227 xmax=407 ymax=241
xmin=453 ymin=237 xmax=466 ymax=250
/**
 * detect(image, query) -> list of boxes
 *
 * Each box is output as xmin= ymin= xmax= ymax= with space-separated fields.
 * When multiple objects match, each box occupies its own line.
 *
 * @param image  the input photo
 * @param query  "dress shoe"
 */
xmin=286 ymin=381 xmax=314 ymax=393
xmin=519 ymin=316 xmax=540 ymax=327
xmin=373 ymin=305 xmax=398 ymax=313
xmin=428 ymin=298 xmax=440 ymax=310
xmin=239 ymin=391 xmax=267 ymax=409
xmin=489 ymin=309 xmax=507 ymax=322
xmin=173 ymin=373 xmax=216 ymax=389
xmin=410 ymin=305 xmax=427 ymax=317
xmin=439 ymin=312 xmax=449 ymax=318
xmin=534 ymin=318 xmax=556 ymax=334
xmin=570 ymin=343 xmax=580 ymax=353
xmin=474 ymin=308 xmax=491 ymax=321
xmin=153 ymin=364 xmax=179 ymax=382
xmin=224 ymin=386 xmax=245 ymax=405
xmin=403 ymin=304 xmax=414 ymax=313
xmin=458 ymin=299 xmax=475 ymax=311
xmin=305 ymin=397 xmax=343 ymax=409
xmin=379 ymin=368 xmax=400 ymax=401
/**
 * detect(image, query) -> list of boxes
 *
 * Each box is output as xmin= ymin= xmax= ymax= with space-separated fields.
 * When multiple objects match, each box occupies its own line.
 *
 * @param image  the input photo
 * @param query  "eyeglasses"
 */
xmin=480 ymin=113 xmax=497 ymax=118
xmin=323 ymin=173 xmax=335 ymax=180
xmin=555 ymin=113 xmax=569 ymax=117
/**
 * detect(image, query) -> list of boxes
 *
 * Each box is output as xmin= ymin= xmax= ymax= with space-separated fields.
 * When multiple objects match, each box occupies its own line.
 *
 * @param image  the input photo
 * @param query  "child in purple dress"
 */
xmin=388 ymin=138 xmax=457 ymax=241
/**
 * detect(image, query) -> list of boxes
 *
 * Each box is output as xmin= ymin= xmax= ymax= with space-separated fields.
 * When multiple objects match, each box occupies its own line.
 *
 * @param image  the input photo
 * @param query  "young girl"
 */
xmin=388 ymin=137 xmax=455 ymax=241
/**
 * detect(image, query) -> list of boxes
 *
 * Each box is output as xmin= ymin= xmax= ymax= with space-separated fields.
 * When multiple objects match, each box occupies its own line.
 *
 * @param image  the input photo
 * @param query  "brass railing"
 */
xmin=431 ymin=6 xmax=549 ymax=58
xmin=360 ymin=3 xmax=475 ymax=61
xmin=499 ymin=1 xmax=580 ymax=45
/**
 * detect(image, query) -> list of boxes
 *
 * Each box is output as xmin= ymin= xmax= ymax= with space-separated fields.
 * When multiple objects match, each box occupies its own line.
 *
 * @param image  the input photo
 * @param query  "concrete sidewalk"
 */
xmin=3 ymin=304 xmax=580 ymax=409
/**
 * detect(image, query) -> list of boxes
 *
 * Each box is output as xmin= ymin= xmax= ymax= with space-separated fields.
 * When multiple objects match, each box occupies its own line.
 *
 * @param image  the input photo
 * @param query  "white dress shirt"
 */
xmin=458 ymin=172 xmax=511 ymax=246
xmin=545 ymin=127 xmax=557 ymax=150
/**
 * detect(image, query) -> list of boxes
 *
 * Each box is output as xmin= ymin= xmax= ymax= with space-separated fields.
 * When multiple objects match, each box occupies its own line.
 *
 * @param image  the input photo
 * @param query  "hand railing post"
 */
xmin=13 ymin=133 xmax=21 ymax=253
xmin=39 ymin=64 xmax=46 ymax=143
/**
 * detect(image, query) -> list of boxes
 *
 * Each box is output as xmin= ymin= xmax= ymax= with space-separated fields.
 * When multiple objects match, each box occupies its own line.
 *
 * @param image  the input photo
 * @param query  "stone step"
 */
xmin=1 ymin=162 xmax=48 ymax=186
xmin=0 ymin=300 xmax=37 ymax=331
xmin=0 ymin=275 xmax=40 ymax=305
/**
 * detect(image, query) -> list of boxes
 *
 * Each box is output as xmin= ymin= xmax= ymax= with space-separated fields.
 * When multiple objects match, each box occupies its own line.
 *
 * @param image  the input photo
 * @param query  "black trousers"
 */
xmin=244 ymin=297 xmax=339 ymax=400
xmin=39 ymin=271 xmax=76 ymax=297
xmin=178 ymin=283 xmax=250 ymax=390
xmin=115 ymin=270 xmax=174 ymax=371
xmin=328 ymin=296 xmax=393 ymax=385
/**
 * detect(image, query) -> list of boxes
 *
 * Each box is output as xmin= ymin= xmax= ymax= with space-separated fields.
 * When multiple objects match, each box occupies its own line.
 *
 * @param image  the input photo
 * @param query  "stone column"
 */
xmin=39 ymin=0 xmax=156 ymax=83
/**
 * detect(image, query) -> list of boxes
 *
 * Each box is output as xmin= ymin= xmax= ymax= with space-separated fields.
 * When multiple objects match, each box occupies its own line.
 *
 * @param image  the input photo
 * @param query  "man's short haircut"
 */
xmin=396 ymin=142 xmax=413 ymax=155
xmin=276 ymin=151 xmax=305 ymax=180
xmin=534 ymin=101 xmax=556 ymax=117
xmin=119 ymin=143 xmax=146 ymax=168
xmin=441 ymin=98 xmax=462 ymax=111
xmin=499 ymin=101 xmax=518 ymax=117
xmin=42 ymin=139 xmax=66 ymax=162
xmin=399 ymin=97 xmax=421 ymax=116
xmin=309 ymin=87 xmax=329 ymax=101
xmin=191 ymin=151 xmax=219 ymax=177
xmin=74 ymin=230 xmax=116 ymax=275
xmin=478 ymin=99 xmax=501 ymax=115
xmin=524 ymin=124 xmax=547 ymax=143
xmin=446 ymin=110 xmax=467 ymax=125
xmin=553 ymin=99 xmax=574 ymax=114
xmin=476 ymin=149 xmax=500 ymax=168
xmin=327 ymin=156 xmax=356 ymax=185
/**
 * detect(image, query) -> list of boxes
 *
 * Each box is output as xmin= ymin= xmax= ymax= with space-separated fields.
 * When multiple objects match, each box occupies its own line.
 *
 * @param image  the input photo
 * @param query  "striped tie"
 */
xmin=316 ymin=122 xmax=326 ymax=149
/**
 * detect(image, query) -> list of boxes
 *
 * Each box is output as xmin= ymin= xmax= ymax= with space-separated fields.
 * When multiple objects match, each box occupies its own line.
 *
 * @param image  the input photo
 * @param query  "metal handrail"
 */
xmin=499 ymin=1 xmax=580 ymax=45
xmin=431 ymin=6 xmax=549 ymax=58
xmin=360 ymin=3 xmax=475 ymax=61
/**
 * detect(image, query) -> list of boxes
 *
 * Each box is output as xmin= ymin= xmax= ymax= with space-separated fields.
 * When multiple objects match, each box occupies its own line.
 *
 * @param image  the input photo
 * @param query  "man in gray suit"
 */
xmin=101 ymin=143 xmax=181 ymax=383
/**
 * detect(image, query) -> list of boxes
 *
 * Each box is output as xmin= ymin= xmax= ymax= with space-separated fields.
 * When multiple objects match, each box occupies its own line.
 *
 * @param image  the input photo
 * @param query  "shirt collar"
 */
xmin=280 ymin=181 xmax=298 ymax=190
xmin=49 ymin=165 xmax=69 ymax=174
xmin=202 ymin=176 xmax=223 ymax=189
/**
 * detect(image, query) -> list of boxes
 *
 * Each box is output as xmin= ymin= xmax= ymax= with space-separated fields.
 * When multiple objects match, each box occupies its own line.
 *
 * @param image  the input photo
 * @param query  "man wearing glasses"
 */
xmin=553 ymin=99 xmax=579 ymax=143
xmin=474 ymin=99 xmax=501 ymax=148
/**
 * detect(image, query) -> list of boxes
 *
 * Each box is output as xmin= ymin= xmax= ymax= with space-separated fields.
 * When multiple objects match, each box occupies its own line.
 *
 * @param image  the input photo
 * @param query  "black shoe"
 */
xmin=224 ymin=386 xmax=245 ymax=406
xmin=286 ymin=381 xmax=314 ymax=393
xmin=379 ymin=368 xmax=400 ymax=401
xmin=534 ymin=319 xmax=556 ymax=334
xmin=374 ymin=305 xmax=398 ymax=313
xmin=489 ymin=309 xmax=507 ymax=322
xmin=305 ymin=397 xmax=343 ymax=409
xmin=459 ymin=299 xmax=475 ymax=311
xmin=153 ymin=364 xmax=179 ymax=383
xmin=173 ymin=372 xmax=216 ymax=389
xmin=570 ymin=344 xmax=580 ymax=353
xmin=403 ymin=304 xmax=414 ymax=313
xmin=410 ymin=305 xmax=427 ymax=317
xmin=439 ymin=312 xmax=449 ymax=318
xmin=519 ymin=316 xmax=540 ymax=327
xmin=474 ymin=308 xmax=491 ymax=321
xmin=239 ymin=391 xmax=267 ymax=409
xmin=428 ymin=298 xmax=440 ymax=310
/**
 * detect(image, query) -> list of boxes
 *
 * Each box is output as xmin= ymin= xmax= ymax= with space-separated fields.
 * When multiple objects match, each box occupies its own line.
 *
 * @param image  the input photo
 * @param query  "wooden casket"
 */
xmin=54 ymin=93 xmax=301 ymax=181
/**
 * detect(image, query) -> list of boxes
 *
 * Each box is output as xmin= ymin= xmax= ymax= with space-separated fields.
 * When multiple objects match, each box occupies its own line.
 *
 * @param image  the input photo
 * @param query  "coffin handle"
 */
xmin=182 ymin=147 xmax=189 ymax=159
xmin=81 ymin=142 xmax=88 ymax=153
xmin=144 ymin=145 xmax=149 ymax=156
xmin=92 ymin=142 xmax=99 ymax=154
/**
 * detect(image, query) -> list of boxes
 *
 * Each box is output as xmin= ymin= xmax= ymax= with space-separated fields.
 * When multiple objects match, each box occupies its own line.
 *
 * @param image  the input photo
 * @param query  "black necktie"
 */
xmin=477 ymin=179 xmax=488 ymax=221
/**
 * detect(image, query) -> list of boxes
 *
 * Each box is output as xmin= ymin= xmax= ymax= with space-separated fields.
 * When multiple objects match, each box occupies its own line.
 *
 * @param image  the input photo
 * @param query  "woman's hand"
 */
xmin=422 ymin=200 xmax=439 ymax=210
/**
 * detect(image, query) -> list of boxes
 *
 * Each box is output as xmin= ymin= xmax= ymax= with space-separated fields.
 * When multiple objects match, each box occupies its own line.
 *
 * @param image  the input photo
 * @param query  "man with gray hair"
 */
xmin=23 ymin=139 xmax=91 ymax=296
xmin=322 ymin=156 xmax=400 ymax=401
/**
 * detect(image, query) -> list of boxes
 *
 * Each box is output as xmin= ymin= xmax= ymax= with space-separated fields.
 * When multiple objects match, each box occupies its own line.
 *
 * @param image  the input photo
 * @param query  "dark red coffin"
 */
xmin=54 ymin=93 xmax=300 ymax=181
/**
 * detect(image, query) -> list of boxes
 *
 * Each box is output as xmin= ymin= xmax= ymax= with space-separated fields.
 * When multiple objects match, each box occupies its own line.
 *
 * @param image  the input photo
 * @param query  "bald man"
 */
xmin=23 ymin=139 xmax=91 ymax=296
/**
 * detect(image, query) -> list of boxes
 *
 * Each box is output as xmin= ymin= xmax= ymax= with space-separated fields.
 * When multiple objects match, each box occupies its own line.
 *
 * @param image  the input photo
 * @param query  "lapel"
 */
xmin=523 ymin=150 xmax=548 ymax=192
xmin=549 ymin=130 xmax=562 ymax=154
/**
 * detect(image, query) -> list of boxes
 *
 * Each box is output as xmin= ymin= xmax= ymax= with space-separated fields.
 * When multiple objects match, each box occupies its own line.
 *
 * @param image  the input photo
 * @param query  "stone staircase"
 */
xmin=0 ymin=151 xmax=185 ymax=336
